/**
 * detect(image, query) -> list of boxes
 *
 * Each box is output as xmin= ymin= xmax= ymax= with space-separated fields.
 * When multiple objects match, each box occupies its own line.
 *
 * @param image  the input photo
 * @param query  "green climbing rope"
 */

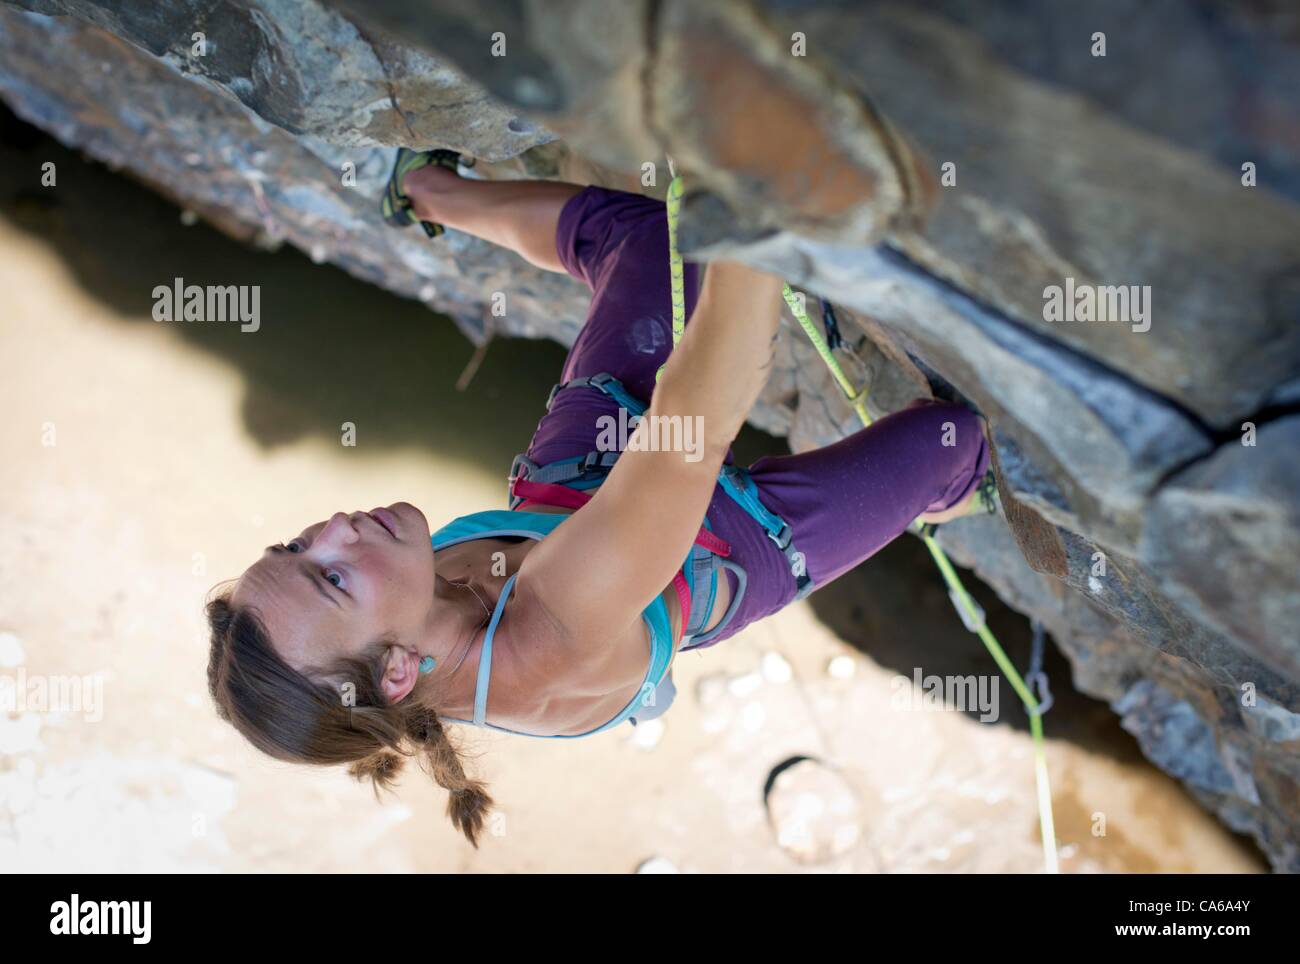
xmin=782 ymin=286 xmax=874 ymax=428
xmin=655 ymin=158 xmax=687 ymax=385
xmin=661 ymin=160 xmax=1059 ymax=873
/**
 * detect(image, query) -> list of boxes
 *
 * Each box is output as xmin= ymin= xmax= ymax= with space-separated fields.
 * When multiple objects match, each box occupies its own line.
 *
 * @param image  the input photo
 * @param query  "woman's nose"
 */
xmin=315 ymin=511 xmax=360 ymax=550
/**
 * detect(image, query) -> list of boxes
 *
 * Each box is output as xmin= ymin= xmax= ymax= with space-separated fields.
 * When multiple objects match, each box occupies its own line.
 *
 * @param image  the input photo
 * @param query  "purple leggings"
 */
xmin=525 ymin=185 xmax=989 ymax=647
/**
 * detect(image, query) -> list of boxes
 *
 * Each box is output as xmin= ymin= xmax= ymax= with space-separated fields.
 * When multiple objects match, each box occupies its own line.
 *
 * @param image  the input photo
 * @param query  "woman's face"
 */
xmin=231 ymin=502 xmax=435 ymax=672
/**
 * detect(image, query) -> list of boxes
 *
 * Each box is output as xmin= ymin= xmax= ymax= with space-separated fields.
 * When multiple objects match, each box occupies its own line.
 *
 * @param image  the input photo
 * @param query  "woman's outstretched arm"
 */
xmin=404 ymin=165 xmax=584 ymax=273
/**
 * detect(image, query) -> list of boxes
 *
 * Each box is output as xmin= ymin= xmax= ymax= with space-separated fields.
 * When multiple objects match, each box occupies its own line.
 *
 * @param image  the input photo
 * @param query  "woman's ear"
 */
xmin=380 ymin=645 xmax=421 ymax=703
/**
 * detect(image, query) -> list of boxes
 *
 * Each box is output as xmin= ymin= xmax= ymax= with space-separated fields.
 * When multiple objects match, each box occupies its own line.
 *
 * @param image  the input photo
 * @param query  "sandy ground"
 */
xmin=0 ymin=122 xmax=1266 ymax=873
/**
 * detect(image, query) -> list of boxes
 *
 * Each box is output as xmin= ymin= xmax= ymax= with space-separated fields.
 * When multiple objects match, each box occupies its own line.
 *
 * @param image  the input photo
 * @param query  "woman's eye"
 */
xmin=325 ymin=570 xmax=344 ymax=589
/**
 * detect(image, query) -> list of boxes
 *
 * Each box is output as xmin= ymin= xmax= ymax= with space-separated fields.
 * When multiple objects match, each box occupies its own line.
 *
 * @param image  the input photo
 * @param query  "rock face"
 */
xmin=1 ymin=0 xmax=1297 ymax=869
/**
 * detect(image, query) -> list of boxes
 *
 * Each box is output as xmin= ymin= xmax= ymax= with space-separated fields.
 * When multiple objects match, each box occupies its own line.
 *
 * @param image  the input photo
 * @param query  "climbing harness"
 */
xmin=658 ymin=158 xmax=1059 ymax=873
xmin=506 ymin=373 xmax=814 ymax=649
xmin=508 ymin=462 xmax=743 ymax=648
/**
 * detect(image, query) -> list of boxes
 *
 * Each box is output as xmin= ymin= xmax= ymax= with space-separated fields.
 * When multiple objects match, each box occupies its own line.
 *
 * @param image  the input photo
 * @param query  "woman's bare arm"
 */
xmin=651 ymin=261 xmax=788 ymax=461
xmin=522 ymin=261 xmax=786 ymax=678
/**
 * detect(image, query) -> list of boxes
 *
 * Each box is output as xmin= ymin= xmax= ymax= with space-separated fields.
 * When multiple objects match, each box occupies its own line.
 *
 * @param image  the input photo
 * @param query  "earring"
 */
xmin=418 ymin=655 xmax=437 ymax=674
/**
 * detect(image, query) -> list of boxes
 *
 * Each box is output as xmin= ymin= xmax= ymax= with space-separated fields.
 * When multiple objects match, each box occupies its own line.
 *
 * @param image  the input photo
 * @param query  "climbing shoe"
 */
xmin=380 ymin=147 xmax=466 ymax=239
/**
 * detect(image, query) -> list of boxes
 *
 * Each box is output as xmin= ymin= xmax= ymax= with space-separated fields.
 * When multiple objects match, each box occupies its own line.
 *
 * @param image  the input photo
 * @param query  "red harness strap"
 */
xmin=511 ymin=477 xmax=731 ymax=644
xmin=513 ymin=479 xmax=588 ymax=512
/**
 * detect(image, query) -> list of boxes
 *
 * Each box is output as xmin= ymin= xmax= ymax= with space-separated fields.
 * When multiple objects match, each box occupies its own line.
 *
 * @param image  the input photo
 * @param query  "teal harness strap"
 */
xmin=717 ymin=464 xmax=814 ymax=599
xmin=523 ymin=452 xmax=620 ymax=486
xmin=547 ymin=372 xmax=648 ymax=416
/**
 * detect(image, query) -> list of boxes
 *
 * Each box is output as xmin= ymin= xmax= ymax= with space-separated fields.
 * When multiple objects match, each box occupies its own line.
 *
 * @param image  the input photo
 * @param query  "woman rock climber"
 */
xmin=205 ymin=149 xmax=992 ymax=847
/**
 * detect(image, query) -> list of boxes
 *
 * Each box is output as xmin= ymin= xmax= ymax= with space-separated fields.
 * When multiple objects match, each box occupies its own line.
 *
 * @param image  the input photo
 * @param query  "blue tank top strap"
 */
xmin=470 ymin=571 xmax=517 ymax=726
xmin=429 ymin=509 xmax=675 ymax=738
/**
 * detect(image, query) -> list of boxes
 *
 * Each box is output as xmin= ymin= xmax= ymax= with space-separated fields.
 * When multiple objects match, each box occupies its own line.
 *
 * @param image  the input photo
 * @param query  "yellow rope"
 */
xmin=660 ymin=160 xmax=1058 ymax=872
xmin=655 ymin=161 xmax=686 ymax=385
xmin=783 ymin=286 xmax=874 ymax=428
